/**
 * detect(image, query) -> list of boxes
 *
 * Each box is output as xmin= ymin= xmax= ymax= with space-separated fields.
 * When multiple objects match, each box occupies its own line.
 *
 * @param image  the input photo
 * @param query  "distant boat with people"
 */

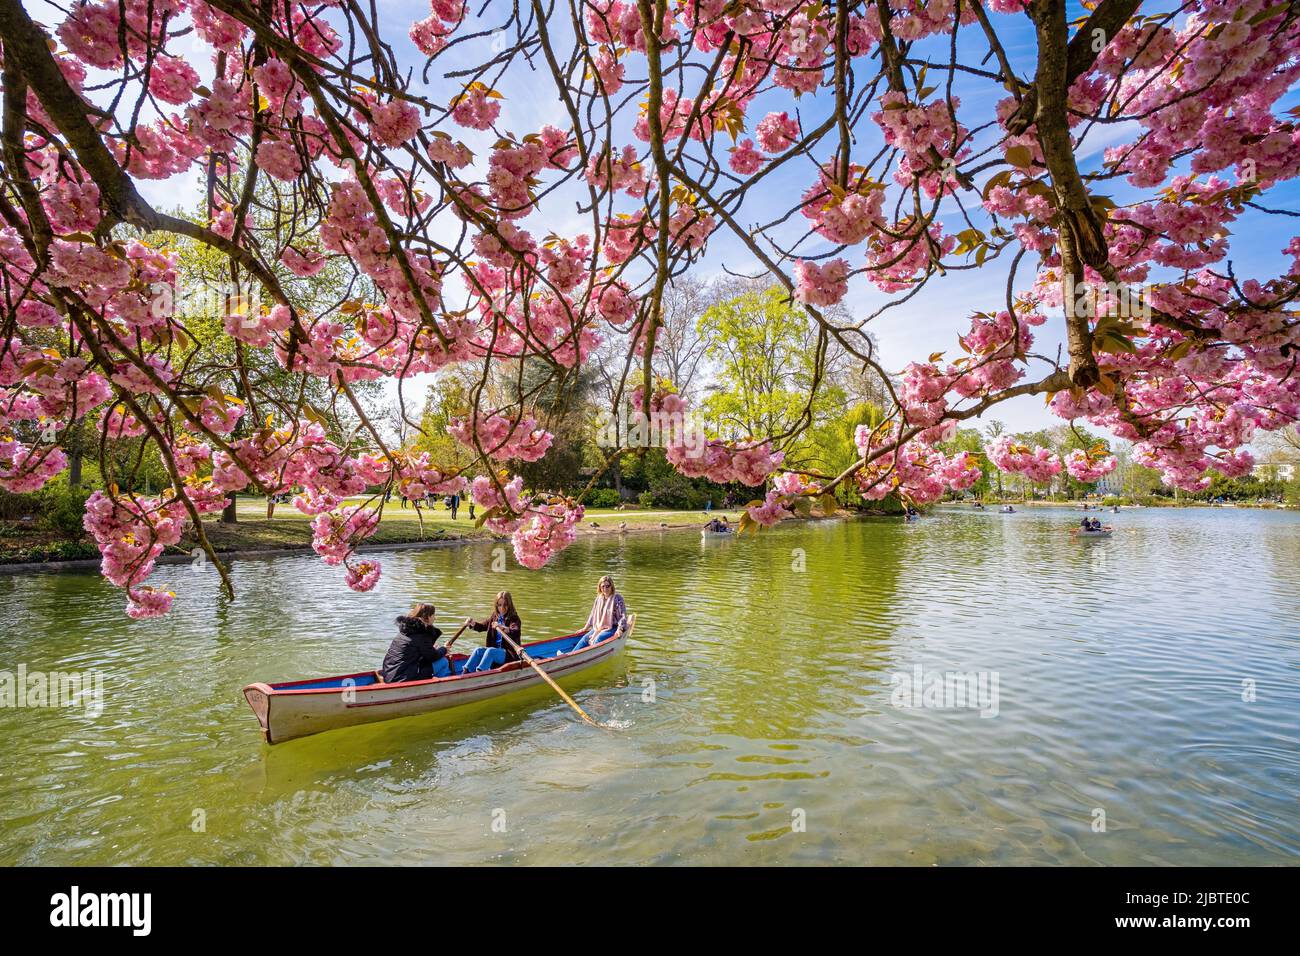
xmin=1072 ymin=516 xmax=1114 ymax=538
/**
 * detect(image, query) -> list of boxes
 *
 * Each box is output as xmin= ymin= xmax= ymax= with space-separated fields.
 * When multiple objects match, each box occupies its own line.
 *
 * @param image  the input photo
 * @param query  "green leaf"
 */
xmin=982 ymin=167 xmax=1013 ymax=200
xmin=1005 ymin=145 xmax=1033 ymax=168
xmin=1097 ymin=332 xmax=1137 ymax=354
xmin=1249 ymin=4 xmax=1288 ymax=26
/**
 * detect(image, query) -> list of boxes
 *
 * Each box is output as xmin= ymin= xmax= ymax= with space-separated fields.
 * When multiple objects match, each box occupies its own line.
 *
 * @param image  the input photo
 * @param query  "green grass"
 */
xmin=1 ymin=495 xmax=767 ymax=566
xmin=190 ymin=499 xmax=753 ymax=555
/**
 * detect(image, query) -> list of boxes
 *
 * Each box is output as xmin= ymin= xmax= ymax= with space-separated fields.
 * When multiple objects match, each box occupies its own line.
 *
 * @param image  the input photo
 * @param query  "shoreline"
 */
xmin=951 ymin=499 xmax=1296 ymax=510
xmin=0 ymin=508 xmax=865 ymax=576
xmin=4 ymin=498 xmax=1291 ymax=575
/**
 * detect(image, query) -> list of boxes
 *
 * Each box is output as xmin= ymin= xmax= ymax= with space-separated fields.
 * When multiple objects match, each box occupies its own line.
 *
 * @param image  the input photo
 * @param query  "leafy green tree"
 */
xmin=796 ymin=401 xmax=885 ymax=502
xmin=697 ymin=286 xmax=843 ymax=442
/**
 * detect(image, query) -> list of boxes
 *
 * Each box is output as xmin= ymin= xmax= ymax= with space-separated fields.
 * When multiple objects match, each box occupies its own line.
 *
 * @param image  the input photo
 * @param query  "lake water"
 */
xmin=1 ymin=505 xmax=1297 ymax=865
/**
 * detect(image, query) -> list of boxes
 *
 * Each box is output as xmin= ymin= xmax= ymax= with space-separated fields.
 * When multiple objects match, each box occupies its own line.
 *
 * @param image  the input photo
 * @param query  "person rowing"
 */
xmin=462 ymin=591 xmax=523 ymax=673
xmin=569 ymin=575 xmax=627 ymax=653
xmin=380 ymin=603 xmax=453 ymax=683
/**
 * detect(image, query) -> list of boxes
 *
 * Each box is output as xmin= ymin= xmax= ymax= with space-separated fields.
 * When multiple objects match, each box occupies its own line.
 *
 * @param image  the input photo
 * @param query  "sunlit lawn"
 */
xmin=187 ymin=497 xmax=750 ymax=554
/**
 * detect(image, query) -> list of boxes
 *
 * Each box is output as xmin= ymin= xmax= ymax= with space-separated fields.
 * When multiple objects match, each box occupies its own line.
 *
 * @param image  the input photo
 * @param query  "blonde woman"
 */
xmin=570 ymin=576 xmax=626 ymax=653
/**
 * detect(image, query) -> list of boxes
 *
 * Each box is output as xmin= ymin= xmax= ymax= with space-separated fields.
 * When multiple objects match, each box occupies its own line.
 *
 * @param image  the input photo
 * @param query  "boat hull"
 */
xmin=700 ymin=529 xmax=734 ymax=539
xmin=243 ymin=617 xmax=633 ymax=744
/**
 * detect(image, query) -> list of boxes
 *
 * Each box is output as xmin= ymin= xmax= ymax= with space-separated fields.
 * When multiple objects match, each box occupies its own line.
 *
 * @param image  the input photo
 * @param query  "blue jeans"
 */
xmin=464 ymin=646 xmax=507 ymax=673
xmin=431 ymin=656 xmax=452 ymax=678
xmin=571 ymin=627 xmax=616 ymax=653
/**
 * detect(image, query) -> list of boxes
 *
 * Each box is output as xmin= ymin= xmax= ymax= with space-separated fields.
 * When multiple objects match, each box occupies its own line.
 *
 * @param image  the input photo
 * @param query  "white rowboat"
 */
xmin=242 ymin=615 xmax=634 ymax=744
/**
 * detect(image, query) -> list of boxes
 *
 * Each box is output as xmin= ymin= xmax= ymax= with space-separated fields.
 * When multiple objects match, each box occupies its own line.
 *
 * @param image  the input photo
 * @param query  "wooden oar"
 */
xmin=442 ymin=620 xmax=471 ymax=650
xmin=493 ymin=623 xmax=600 ymax=727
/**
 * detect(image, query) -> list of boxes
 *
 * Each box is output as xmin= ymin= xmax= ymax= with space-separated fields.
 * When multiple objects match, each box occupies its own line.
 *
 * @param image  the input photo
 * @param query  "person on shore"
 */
xmin=380 ymin=603 xmax=452 ymax=682
xmin=449 ymin=492 xmax=460 ymax=520
xmin=462 ymin=591 xmax=523 ymax=673
xmin=570 ymin=575 xmax=627 ymax=653
xmin=468 ymin=499 xmax=476 ymax=521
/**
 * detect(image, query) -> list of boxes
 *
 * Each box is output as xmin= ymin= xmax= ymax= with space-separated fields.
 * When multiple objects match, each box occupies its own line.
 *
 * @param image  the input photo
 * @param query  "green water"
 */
xmin=1 ymin=506 xmax=1297 ymax=865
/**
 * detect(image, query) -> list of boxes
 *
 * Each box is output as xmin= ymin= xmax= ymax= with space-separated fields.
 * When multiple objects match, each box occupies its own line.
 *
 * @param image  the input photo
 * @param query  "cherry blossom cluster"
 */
xmin=854 ymin=425 xmax=984 ymax=504
xmin=986 ymin=436 xmax=1064 ymax=484
xmin=448 ymin=414 xmax=554 ymax=462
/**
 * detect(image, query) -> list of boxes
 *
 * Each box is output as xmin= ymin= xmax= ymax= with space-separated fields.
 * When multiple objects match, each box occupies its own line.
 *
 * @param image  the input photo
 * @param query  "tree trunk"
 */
xmin=67 ymin=419 xmax=83 ymax=489
xmin=221 ymin=497 xmax=238 ymax=524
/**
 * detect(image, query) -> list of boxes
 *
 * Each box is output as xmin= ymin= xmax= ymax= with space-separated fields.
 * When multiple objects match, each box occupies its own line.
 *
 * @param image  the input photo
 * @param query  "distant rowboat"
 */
xmin=1072 ymin=526 xmax=1114 ymax=538
xmin=242 ymin=615 xmax=634 ymax=744
xmin=701 ymin=527 xmax=734 ymax=539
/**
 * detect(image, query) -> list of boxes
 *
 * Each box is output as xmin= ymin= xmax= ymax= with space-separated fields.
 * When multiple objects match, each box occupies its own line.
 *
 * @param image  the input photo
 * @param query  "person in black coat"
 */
xmin=380 ymin=603 xmax=451 ymax=682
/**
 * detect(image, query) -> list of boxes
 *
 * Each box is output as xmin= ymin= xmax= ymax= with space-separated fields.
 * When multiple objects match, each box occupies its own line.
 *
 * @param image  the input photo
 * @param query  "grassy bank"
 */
xmin=0 ymin=496 xmax=762 ymax=567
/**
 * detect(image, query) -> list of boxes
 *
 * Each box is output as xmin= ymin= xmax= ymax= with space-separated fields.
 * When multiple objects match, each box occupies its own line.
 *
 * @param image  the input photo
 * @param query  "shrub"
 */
xmin=637 ymin=491 xmax=654 ymax=508
xmin=647 ymin=472 xmax=708 ymax=509
xmin=0 ymin=489 xmax=39 ymax=521
xmin=587 ymin=488 xmax=622 ymax=509
xmin=37 ymin=481 xmax=91 ymax=537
